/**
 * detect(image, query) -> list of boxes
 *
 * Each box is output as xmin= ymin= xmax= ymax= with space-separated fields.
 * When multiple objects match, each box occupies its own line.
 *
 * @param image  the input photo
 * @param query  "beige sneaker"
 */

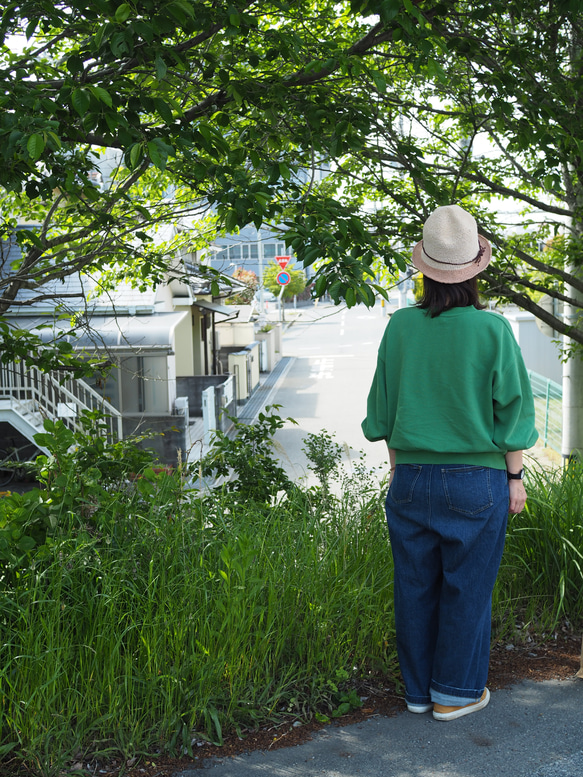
xmin=433 ymin=688 xmax=490 ymax=721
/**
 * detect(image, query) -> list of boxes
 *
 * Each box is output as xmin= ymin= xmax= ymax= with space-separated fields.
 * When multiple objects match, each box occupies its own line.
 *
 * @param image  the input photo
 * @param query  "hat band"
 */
xmin=422 ymin=241 xmax=486 ymax=267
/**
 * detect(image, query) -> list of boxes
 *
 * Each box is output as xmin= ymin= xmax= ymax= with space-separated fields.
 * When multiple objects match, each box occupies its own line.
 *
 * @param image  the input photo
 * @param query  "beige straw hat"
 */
xmin=411 ymin=205 xmax=492 ymax=284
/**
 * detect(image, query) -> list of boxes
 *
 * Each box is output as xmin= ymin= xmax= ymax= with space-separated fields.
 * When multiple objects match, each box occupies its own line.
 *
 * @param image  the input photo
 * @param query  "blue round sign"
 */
xmin=276 ymin=270 xmax=291 ymax=286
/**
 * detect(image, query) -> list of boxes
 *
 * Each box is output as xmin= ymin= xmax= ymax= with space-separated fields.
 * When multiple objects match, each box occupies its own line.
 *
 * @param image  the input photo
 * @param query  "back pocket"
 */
xmin=442 ymin=466 xmax=493 ymax=516
xmin=389 ymin=464 xmax=422 ymax=505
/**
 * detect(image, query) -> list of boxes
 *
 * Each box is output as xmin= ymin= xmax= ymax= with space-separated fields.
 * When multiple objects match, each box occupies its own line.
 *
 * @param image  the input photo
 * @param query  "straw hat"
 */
xmin=411 ymin=205 xmax=491 ymax=284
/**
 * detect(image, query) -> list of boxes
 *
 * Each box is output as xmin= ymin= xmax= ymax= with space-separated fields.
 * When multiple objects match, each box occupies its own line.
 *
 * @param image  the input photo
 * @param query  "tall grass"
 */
xmin=495 ymin=459 xmax=583 ymax=635
xmin=0 ymin=425 xmax=395 ymax=774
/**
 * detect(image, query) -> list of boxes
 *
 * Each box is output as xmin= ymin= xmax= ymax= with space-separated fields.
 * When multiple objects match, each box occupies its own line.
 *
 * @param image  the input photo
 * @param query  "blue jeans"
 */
xmin=386 ymin=464 xmax=509 ymax=707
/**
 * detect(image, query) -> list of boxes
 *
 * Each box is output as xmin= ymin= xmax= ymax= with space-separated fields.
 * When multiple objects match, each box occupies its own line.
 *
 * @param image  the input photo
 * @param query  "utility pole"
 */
xmin=561 ymin=267 xmax=583 ymax=462
xmin=257 ymin=227 xmax=265 ymax=327
xmin=562 ymin=29 xmax=583 ymax=463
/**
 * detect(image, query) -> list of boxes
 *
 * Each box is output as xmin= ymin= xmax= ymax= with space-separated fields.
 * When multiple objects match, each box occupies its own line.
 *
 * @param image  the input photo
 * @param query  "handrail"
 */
xmin=527 ymin=370 xmax=562 ymax=454
xmin=0 ymin=360 xmax=123 ymax=443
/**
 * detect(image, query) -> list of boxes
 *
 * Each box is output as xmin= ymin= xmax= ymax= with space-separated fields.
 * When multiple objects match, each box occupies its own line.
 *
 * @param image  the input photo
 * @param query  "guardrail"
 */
xmin=528 ymin=370 xmax=562 ymax=454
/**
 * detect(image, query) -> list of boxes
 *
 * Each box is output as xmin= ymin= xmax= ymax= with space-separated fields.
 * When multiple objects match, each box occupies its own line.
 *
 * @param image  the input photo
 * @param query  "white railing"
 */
xmin=528 ymin=370 xmax=562 ymax=454
xmin=0 ymin=361 xmax=123 ymax=443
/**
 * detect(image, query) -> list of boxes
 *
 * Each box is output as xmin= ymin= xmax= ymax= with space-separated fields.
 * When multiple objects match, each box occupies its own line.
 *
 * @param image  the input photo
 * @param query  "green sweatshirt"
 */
xmin=362 ymin=305 xmax=539 ymax=469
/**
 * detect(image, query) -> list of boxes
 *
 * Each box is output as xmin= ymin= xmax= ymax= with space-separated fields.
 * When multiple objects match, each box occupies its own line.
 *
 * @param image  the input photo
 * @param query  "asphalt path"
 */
xmin=175 ymin=678 xmax=583 ymax=776
xmin=270 ymin=301 xmax=391 ymax=487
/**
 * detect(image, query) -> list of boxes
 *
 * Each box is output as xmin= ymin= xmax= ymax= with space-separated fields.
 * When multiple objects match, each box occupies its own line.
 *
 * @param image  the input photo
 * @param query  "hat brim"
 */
xmin=411 ymin=235 xmax=492 ymax=284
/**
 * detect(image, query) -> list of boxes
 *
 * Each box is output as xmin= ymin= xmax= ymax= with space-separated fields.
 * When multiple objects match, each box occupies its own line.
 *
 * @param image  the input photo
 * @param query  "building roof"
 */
xmin=9 ymin=311 xmax=189 ymax=352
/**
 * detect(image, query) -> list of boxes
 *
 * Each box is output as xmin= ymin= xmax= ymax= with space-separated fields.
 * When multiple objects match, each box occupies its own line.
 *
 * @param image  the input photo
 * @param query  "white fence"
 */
xmin=0 ymin=360 xmax=123 ymax=443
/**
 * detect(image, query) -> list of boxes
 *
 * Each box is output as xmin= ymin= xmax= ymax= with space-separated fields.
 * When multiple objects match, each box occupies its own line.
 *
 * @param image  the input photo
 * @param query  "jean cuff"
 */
xmin=431 ymin=681 xmax=483 ymax=706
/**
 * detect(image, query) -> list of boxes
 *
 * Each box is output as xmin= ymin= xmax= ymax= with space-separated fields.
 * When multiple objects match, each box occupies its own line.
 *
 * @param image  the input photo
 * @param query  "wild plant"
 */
xmin=199 ymin=406 xmax=297 ymax=503
xmin=495 ymin=460 xmax=583 ymax=635
xmin=302 ymin=429 xmax=342 ymax=498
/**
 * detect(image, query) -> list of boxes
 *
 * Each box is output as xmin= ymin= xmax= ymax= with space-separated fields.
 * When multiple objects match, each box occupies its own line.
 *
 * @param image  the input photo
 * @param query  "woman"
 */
xmin=362 ymin=204 xmax=538 ymax=721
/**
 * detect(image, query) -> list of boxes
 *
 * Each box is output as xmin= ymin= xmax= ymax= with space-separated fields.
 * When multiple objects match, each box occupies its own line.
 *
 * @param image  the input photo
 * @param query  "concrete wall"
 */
xmin=501 ymin=308 xmax=563 ymax=384
xmin=176 ymin=374 xmax=229 ymax=416
xmin=255 ymin=327 xmax=281 ymax=372
xmin=190 ymin=308 xmax=209 ymax=375
xmin=217 ymin=320 xmax=255 ymax=347
xmin=173 ymin=305 xmax=195 ymax=377
xmin=122 ymin=412 xmax=188 ymax=465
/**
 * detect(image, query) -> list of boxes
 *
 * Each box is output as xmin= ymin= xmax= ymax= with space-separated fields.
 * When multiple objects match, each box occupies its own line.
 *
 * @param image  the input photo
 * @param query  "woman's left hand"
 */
xmin=508 ymin=479 xmax=527 ymax=513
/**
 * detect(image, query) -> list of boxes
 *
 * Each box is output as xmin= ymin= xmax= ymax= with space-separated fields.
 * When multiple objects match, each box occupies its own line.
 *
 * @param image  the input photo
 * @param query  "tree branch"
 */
xmin=482 ymin=268 xmax=583 ymax=345
xmin=479 ymin=227 xmax=583 ymax=295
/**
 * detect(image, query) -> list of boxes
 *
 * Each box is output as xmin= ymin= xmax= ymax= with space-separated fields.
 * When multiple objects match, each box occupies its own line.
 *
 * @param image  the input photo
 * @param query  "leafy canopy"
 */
xmin=2 ymin=0 xmax=583 ymax=358
xmin=0 ymin=0 xmax=428 ymax=321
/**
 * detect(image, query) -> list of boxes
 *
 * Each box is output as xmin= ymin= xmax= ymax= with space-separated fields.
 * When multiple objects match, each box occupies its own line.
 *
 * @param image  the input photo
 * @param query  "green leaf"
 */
xmin=371 ymin=70 xmax=387 ymax=93
xmin=115 ymin=3 xmax=131 ymax=23
xmin=370 ymin=283 xmax=389 ymax=301
xmin=302 ymin=246 xmax=321 ymax=267
xmin=155 ymin=55 xmax=168 ymax=80
xmin=134 ymin=203 xmax=152 ymax=219
xmin=26 ymin=133 xmax=45 ymax=161
xmin=147 ymin=138 xmax=174 ymax=170
xmin=25 ymin=17 xmax=38 ymax=39
xmin=314 ymin=275 xmax=327 ymax=297
xmin=67 ymin=54 xmax=85 ymax=75
xmin=46 ymin=131 xmax=62 ymax=149
xmin=154 ymin=98 xmax=174 ymax=123
xmin=224 ymin=209 xmax=239 ymax=233
xmin=129 ymin=143 xmax=143 ymax=169
xmin=89 ymin=85 xmax=113 ymax=107
xmin=17 ymin=535 xmax=36 ymax=552
xmin=72 ymin=88 xmax=91 ymax=116
xmin=173 ymin=0 xmax=195 ymax=17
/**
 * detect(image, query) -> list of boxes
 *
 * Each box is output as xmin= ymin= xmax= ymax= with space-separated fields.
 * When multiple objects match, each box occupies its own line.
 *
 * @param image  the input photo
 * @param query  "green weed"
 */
xmin=495 ymin=460 xmax=583 ymax=636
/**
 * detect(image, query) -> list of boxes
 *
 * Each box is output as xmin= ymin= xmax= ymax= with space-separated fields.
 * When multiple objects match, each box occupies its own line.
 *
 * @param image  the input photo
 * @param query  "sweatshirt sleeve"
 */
xmin=362 ymin=351 xmax=389 ymax=443
xmin=492 ymin=345 xmax=539 ymax=452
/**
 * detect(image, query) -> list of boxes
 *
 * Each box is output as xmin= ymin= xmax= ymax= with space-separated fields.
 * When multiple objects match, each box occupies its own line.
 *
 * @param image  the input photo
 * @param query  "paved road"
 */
xmin=270 ymin=301 xmax=390 ymax=486
xmin=266 ymin=301 xmax=558 ymax=482
xmin=175 ymin=678 xmax=583 ymax=777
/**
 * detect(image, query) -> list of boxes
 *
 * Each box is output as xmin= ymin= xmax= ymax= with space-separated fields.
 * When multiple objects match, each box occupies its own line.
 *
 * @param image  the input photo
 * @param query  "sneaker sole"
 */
xmin=407 ymin=703 xmax=433 ymax=714
xmin=433 ymin=687 xmax=490 ymax=721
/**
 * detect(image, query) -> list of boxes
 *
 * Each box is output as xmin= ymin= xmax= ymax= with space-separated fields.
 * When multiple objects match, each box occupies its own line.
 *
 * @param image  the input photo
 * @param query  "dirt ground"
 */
xmin=56 ymin=632 xmax=581 ymax=777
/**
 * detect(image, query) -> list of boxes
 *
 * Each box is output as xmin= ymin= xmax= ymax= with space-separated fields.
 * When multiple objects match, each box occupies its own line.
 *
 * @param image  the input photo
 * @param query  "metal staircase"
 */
xmin=0 ymin=361 xmax=122 ymax=455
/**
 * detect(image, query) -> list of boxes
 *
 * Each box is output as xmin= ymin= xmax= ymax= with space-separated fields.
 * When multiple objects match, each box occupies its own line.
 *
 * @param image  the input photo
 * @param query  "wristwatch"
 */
xmin=507 ymin=469 xmax=524 ymax=480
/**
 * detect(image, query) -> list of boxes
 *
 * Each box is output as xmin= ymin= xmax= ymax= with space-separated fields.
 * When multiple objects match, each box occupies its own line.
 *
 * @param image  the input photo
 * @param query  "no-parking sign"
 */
xmin=276 ymin=270 xmax=291 ymax=286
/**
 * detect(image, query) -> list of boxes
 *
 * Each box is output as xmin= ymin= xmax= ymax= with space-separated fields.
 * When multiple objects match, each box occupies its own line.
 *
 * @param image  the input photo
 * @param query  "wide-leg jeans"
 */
xmin=385 ymin=463 xmax=509 ymax=707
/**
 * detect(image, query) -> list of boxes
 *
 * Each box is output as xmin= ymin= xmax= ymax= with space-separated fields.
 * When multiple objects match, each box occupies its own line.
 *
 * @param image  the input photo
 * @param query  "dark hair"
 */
xmin=417 ymin=275 xmax=486 ymax=318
